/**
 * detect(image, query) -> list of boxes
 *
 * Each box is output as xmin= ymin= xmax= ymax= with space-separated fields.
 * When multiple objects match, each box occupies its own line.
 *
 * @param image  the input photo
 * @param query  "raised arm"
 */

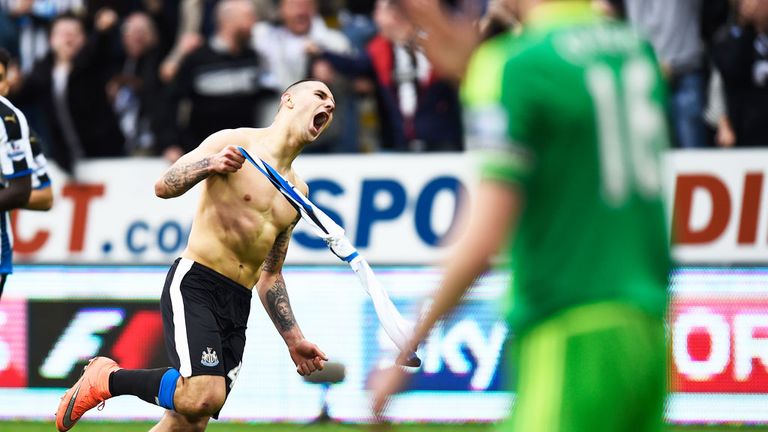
xmin=154 ymin=129 xmax=245 ymax=199
xmin=256 ymin=221 xmax=327 ymax=376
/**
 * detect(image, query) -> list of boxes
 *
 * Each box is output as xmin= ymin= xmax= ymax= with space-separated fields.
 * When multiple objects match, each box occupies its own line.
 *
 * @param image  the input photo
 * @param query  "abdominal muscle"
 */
xmin=181 ymin=175 xmax=295 ymax=289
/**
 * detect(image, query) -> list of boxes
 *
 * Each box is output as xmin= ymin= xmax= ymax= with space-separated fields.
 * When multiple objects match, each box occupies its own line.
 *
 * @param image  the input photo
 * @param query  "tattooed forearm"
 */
xmin=162 ymin=158 xmax=211 ymax=196
xmin=262 ymin=230 xmax=290 ymax=273
xmin=266 ymin=277 xmax=296 ymax=332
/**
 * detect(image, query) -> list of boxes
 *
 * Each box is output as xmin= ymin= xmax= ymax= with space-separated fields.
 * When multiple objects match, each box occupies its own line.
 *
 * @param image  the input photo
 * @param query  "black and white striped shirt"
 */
xmin=0 ymin=95 xmax=38 ymax=273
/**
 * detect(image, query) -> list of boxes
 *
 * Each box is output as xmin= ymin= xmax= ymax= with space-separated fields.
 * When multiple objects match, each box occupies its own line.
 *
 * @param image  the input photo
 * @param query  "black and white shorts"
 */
xmin=160 ymin=257 xmax=252 ymax=412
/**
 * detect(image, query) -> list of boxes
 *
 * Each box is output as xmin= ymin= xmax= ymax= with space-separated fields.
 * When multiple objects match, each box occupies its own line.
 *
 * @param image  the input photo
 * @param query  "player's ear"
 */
xmin=281 ymin=92 xmax=294 ymax=109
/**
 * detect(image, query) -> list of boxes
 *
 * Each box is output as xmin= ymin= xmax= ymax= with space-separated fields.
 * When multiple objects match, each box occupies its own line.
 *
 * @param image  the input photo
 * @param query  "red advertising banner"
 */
xmin=0 ymin=300 xmax=27 ymax=387
xmin=671 ymin=294 xmax=768 ymax=392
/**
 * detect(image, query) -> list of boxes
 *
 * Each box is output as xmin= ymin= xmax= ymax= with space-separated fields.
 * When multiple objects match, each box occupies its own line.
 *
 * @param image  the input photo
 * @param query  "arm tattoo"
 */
xmin=266 ymin=277 xmax=296 ymax=332
xmin=262 ymin=227 xmax=292 ymax=273
xmin=162 ymin=158 xmax=211 ymax=194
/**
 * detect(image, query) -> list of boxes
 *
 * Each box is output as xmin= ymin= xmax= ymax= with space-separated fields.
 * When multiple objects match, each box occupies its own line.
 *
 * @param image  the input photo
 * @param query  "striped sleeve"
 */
xmin=0 ymin=96 xmax=34 ymax=181
xmin=29 ymin=131 xmax=52 ymax=190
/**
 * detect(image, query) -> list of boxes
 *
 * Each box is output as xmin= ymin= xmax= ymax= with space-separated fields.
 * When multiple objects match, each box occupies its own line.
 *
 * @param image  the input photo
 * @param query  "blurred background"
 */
xmin=0 ymin=0 xmax=767 ymax=429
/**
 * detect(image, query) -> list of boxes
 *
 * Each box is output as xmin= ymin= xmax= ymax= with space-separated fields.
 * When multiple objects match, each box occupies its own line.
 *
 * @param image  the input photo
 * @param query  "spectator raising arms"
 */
xmin=10 ymin=10 xmax=125 ymax=174
xmin=158 ymin=0 xmax=275 ymax=162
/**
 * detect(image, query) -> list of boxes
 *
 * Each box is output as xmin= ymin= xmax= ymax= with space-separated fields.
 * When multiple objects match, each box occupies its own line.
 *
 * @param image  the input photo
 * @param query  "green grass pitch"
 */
xmin=3 ymin=422 xmax=768 ymax=432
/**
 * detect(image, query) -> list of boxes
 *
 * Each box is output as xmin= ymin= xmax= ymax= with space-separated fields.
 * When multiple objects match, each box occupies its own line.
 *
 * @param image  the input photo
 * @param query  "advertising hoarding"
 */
xmin=0 ymin=265 xmax=766 ymax=423
xmin=667 ymin=151 xmax=768 ymax=264
xmin=10 ymin=150 xmax=768 ymax=265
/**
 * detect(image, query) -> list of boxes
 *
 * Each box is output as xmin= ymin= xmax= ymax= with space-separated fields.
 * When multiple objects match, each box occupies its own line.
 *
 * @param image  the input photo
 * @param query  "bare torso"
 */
xmin=181 ymin=129 xmax=307 ymax=289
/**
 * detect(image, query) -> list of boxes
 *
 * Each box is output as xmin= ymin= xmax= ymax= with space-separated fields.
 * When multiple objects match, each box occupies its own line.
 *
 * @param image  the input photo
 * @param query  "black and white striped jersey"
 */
xmin=0 ymin=95 xmax=38 ymax=274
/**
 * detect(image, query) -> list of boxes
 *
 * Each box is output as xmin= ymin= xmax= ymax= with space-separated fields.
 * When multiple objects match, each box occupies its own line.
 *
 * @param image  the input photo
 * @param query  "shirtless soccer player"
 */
xmin=56 ymin=80 xmax=336 ymax=431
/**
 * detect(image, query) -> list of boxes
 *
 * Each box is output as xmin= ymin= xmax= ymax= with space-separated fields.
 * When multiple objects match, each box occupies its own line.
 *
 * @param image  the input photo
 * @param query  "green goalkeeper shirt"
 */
xmin=462 ymin=2 xmax=671 ymax=334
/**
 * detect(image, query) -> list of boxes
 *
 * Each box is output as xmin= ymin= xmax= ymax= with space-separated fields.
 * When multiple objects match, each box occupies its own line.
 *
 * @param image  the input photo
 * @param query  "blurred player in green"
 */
xmin=372 ymin=1 xmax=670 ymax=431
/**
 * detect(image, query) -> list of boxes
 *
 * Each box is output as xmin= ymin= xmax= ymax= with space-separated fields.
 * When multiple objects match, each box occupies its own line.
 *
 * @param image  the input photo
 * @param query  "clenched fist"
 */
xmin=288 ymin=339 xmax=328 ymax=376
xmin=210 ymin=145 xmax=246 ymax=174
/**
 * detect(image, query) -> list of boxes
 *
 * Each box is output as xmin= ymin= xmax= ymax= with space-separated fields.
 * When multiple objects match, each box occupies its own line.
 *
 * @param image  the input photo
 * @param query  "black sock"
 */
xmin=109 ymin=368 xmax=171 ymax=405
xmin=0 ymin=274 xmax=7 ymax=301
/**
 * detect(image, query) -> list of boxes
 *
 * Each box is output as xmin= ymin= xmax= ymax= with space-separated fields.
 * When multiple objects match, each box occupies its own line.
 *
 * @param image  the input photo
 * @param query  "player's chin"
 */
xmin=306 ymin=127 xmax=322 ymax=142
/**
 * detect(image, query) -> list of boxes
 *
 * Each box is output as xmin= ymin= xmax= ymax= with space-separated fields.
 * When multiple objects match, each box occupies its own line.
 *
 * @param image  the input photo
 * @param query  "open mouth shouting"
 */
xmin=310 ymin=111 xmax=330 ymax=136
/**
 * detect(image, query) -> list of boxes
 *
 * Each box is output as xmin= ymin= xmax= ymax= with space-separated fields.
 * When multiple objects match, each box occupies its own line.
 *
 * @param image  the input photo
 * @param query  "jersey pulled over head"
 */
xmin=276 ymin=79 xmax=335 ymax=143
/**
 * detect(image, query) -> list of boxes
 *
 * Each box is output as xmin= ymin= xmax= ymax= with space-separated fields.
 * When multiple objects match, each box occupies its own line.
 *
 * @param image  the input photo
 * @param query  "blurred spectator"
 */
xmin=0 ymin=4 xmax=23 ymax=59
xmin=159 ymin=32 xmax=202 ymax=83
xmin=158 ymin=0 xmax=274 ymax=161
xmin=338 ymin=0 xmax=377 ymax=52
xmin=713 ymin=0 xmax=768 ymax=147
xmin=11 ymin=10 xmax=124 ymax=173
xmin=174 ymin=0 xmax=275 ymax=38
xmin=252 ymin=0 xmax=275 ymax=22
xmin=252 ymin=0 xmax=354 ymax=152
xmin=159 ymin=0 xmax=272 ymax=82
xmin=253 ymin=0 xmax=350 ymax=90
xmin=703 ymin=69 xmax=735 ymax=148
xmin=127 ymin=0 xmax=181 ymax=60
xmin=108 ymin=12 xmax=163 ymax=155
xmin=318 ymin=0 xmax=463 ymax=152
xmin=156 ymin=0 xmax=208 ymax=84
xmin=0 ymin=0 xmax=84 ymax=73
xmin=625 ymin=0 xmax=708 ymax=148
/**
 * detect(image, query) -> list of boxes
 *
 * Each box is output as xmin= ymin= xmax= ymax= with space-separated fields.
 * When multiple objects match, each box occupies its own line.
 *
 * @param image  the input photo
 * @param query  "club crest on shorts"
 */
xmin=201 ymin=347 xmax=219 ymax=367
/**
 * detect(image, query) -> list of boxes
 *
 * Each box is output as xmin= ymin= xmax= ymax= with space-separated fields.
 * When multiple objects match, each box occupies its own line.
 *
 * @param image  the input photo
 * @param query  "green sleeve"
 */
xmin=478 ymin=53 xmax=537 ymax=185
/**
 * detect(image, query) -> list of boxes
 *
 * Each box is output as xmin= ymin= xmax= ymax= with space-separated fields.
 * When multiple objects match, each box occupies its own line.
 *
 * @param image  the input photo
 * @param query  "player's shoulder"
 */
xmin=498 ymin=29 xmax=552 ymax=74
xmin=463 ymin=32 xmax=520 ymax=108
xmin=493 ymin=38 xmax=547 ymax=96
xmin=0 ymin=95 xmax=24 ymax=122
xmin=0 ymin=95 xmax=15 ymax=111
xmin=202 ymin=127 xmax=260 ymax=149
xmin=229 ymin=126 xmax=268 ymax=139
xmin=0 ymin=95 xmax=28 ymax=141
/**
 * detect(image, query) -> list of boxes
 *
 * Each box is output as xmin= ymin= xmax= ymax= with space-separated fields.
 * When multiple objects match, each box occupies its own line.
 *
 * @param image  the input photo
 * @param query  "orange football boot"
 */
xmin=56 ymin=357 xmax=121 ymax=431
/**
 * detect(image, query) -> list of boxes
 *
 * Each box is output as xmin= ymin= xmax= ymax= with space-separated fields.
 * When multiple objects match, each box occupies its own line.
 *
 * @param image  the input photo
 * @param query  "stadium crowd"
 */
xmin=0 ymin=0 xmax=766 ymax=173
